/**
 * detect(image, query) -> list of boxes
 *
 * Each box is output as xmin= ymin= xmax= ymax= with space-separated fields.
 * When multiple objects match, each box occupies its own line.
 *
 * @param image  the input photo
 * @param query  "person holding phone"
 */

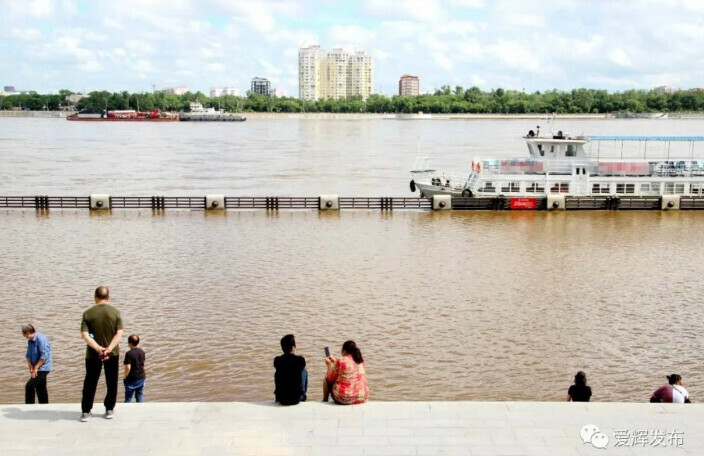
xmin=323 ymin=340 xmax=369 ymax=405
xmin=274 ymin=334 xmax=307 ymax=405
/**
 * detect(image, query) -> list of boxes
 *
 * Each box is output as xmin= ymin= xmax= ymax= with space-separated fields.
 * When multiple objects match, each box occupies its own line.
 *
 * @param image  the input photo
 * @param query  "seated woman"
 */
xmin=323 ymin=340 xmax=369 ymax=405
xmin=567 ymin=371 xmax=592 ymax=402
xmin=651 ymin=374 xmax=691 ymax=403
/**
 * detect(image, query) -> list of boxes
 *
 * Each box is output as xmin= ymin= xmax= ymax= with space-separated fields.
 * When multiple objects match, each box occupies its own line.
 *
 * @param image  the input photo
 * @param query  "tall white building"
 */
xmin=162 ymin=86 xmax=189 ymax=95
xmin=298 ymin=45 xmax=374 ymax=101
xmin=210 ymin=87 xmax=241 ymax=97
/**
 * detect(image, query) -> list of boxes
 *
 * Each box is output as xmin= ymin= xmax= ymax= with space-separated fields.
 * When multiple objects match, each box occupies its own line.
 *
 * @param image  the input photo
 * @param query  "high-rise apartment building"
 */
xmin=298 ymin=46 xmax=373 ymax=101
xmin=399 ymin=75 xmax=420 ymax=96
xmin=210 ymin=87 xmax=241 ymax=97
xmin=251 ymin=77 xmax=271 ymax=95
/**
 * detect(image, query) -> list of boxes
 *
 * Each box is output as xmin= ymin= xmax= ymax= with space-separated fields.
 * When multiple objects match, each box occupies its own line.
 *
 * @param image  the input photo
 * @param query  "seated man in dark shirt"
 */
xmin=274 ymin=334 xmax=307 ymax=405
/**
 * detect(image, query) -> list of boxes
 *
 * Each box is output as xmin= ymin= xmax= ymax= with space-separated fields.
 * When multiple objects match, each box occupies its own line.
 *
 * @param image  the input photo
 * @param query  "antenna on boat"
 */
xmin=546 ymin=112 xmax=557 ymax=136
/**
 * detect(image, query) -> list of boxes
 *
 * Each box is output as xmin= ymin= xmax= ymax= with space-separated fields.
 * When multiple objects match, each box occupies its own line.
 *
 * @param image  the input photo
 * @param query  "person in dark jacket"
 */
xmin=567 ymin=371 xmax=592 ymax=402
xmin=274 ymin=334 xmax=307 ymax=405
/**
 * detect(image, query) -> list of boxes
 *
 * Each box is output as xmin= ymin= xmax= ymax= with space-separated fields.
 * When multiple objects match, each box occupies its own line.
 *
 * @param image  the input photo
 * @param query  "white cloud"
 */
xmin=608 ymin=48 xmax=633 ymax=68
xmin=9 ymin=28 xmax=43 ymax=41
xmin=450 ymin=0 xmax=485 ymax=7
xmin=27 ymin=0 xmax=53 ymax=18
xmin=434 ymin=54 xmax=453 ymax=71
xmin=77 ymin=60 xmax=103 ymax=72
xmin=490 ymin=41 xmax=540 ymax=72
xmin=3 ymin=0 xmax=704 ymax=94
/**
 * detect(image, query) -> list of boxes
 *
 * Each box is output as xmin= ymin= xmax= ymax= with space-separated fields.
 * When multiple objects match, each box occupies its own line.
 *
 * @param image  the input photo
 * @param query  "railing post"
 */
xmin=319 ymin=195 xmax=339 ymax=211
xmin=90 ymin=194 xmax=110 ymax=210
xmin=432 ymin=195 xmax=452 ymax=211
xmin=205 ymin=195 xmax=225 ymax=210
xmin=547 ymin=195 xmax=565 ymax=211
xmin=661 ymin=195 xmax=680 ymax=210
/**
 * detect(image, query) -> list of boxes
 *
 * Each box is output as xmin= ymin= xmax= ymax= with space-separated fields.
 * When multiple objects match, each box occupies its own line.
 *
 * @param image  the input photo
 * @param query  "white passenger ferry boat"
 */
xmin=410 ymin=129 xmax=704 ymax=199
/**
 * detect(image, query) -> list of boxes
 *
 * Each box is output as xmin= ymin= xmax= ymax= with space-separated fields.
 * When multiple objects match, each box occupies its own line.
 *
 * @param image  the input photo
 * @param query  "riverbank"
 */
xmin=5 ymin=110 xmax=704 ymax=120
xmin=0 ymin=111 xmax=608 ymax=120
xmin=0 ymin=110 xmax=71 ymax=118
xmin=1 ymin=401 xmax=701 ymax=455
xmin=214 ymin=112 xmax=613 ymax=120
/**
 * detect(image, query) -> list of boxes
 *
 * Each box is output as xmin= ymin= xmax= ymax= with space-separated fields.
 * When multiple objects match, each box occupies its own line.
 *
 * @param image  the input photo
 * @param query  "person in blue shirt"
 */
xmin=23 ymin=324 xmax=53 ymax=404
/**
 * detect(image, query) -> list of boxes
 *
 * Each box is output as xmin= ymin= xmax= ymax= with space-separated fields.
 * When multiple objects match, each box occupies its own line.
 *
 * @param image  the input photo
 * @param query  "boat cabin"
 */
xmin=526 ymin=134 xmax=588 ymax=160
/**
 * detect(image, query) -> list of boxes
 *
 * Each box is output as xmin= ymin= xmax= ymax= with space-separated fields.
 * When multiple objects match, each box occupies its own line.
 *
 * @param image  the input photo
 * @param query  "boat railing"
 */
xmin=586 ymin=136 xmax=704 ymax=160
xmin=410 ymin=157 xmax=436 ymax=174
xmin=474 ymin=157 xmax=704 ymax=177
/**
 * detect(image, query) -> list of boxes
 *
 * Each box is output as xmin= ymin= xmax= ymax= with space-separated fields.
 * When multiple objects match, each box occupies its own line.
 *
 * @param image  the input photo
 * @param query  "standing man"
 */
xmin=22 ymin=324 xmax=52 ymax=404
xmin=80 ymin=286 xmax=123 ymax=422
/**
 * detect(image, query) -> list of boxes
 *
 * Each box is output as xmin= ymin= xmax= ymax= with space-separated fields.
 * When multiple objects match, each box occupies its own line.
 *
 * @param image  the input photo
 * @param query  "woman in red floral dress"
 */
xmin=323 ymin=340 xmax=369 ymax=404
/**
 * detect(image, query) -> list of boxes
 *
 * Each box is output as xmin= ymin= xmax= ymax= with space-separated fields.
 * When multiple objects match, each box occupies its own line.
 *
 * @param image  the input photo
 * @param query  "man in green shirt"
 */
xmin=80 ymin=286 xmax=123 ymax=422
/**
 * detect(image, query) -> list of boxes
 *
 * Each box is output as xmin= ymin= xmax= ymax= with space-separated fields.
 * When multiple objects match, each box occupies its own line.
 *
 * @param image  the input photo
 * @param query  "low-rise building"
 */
xmin=654 ymin=86 xmax=674 ymax=95
xmin=210 ymin=87 xmax=241 ymax=97
xmin=163 ymin=86 xmax=189 ymax=95
xmin=65 ymin=94 xmax=86 ymax=105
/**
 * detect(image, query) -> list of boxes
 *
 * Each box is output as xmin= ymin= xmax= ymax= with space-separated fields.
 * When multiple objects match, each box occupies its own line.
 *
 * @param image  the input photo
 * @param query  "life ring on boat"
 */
xmin=476 ymin=162 xmax=482 ymax=172
xmin=409 ymin=180 xmax=416 ymax=192
xmin=471 ymin=160 xmax=475 ymax=171
xmin=462 ymin=188 xmax=472 ymax=198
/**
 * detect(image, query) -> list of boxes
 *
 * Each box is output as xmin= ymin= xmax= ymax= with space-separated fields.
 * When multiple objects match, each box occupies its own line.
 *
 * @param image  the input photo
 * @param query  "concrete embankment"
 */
xmin=1 ymin=401 xmax=701 ymax=455
xmin=233 ymin=112 xmax=612 ymax=120
xmin=0 ymin=110 xmax=73 ymax=118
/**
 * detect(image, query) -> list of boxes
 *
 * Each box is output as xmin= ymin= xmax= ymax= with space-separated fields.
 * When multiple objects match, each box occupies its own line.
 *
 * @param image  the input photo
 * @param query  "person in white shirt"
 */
xmin=650 ymin=374 xmax=690 ymax=403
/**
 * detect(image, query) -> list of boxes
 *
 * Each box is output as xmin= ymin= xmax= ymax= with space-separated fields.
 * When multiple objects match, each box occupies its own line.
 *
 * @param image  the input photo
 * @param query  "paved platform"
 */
xmin=1 ymin=401 xmax=702 ymax=455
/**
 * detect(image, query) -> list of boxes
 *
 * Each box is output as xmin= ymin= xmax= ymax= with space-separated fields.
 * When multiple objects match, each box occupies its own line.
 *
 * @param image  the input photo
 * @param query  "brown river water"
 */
xmin=0 ymin=117 xmax=703 ymax=404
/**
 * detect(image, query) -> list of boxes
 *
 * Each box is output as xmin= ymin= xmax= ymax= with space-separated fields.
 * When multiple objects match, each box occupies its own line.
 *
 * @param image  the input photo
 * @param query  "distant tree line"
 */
xmin=3 ymin=86 xmax=704 ymax=113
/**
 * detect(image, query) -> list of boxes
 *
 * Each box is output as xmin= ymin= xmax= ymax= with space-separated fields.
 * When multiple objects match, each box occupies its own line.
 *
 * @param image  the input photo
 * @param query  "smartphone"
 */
xmin=324 ymin=346 xmax=330 ymax=357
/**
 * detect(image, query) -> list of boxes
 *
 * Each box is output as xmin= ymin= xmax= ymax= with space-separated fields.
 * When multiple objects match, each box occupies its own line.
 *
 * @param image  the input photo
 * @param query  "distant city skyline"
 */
xmin=2 ymin=0 xmax=704 ymax=95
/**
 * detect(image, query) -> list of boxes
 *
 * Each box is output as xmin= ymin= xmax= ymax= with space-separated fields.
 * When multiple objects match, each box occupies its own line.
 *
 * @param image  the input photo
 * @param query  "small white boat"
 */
xmin=410 ymin=128 xmax=704 ymax=199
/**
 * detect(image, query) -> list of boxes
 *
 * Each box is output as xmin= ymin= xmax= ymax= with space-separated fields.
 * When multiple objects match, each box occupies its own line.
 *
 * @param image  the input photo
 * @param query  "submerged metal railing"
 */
xmin=1 ymin=195 xmax=704 ymax=211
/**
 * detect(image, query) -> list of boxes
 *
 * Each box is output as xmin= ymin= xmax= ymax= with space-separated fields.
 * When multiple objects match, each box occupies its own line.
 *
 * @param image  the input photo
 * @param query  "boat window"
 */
xmin=640 ymin=183 xmax=660 ymax=195
xmin=592 ymin=183 xmax=610 ymax=194
xmin=550 ymin=146 xmax=555 ymax=153
xmin=550 ymin=182 xmax=570 ymax=193
xmin=538 ymin=144 xmax=544 ymax=157
xmin=566 ymin=145 xmax=577 ymax=157
xmin=616 ymin=183 xmax=635 ymax=194
xmin=526 ymin=182 xmax=545 ymax=193
xmin=576 ymin=168 xmax=580 ymax=175
xmin=690 ymin=183 xmax=701 ymax=195
xmin=664 ymin=183 xmax=686 ymax=194
xmin=500 ymin=182 xmax=521 ymax=193
xmin=478 ymin=182 xmax=496 ymax=193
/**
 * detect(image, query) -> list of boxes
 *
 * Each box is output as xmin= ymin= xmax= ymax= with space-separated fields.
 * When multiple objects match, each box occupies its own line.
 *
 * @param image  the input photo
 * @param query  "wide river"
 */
xmin=0 ymin=117 xmax=703 ymax=404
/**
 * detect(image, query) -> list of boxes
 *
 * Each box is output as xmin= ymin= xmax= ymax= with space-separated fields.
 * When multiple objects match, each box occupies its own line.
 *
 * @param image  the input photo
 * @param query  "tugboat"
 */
xmin=67 ymin=110 xmax=178 ymax=121
xmin=410 ymin=125 xmax=704 ymax=198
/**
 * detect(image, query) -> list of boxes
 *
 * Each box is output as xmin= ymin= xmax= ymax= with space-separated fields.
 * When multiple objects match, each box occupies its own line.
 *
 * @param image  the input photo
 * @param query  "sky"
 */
xmin=1 ymin=0 xmax=704 ymax=96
